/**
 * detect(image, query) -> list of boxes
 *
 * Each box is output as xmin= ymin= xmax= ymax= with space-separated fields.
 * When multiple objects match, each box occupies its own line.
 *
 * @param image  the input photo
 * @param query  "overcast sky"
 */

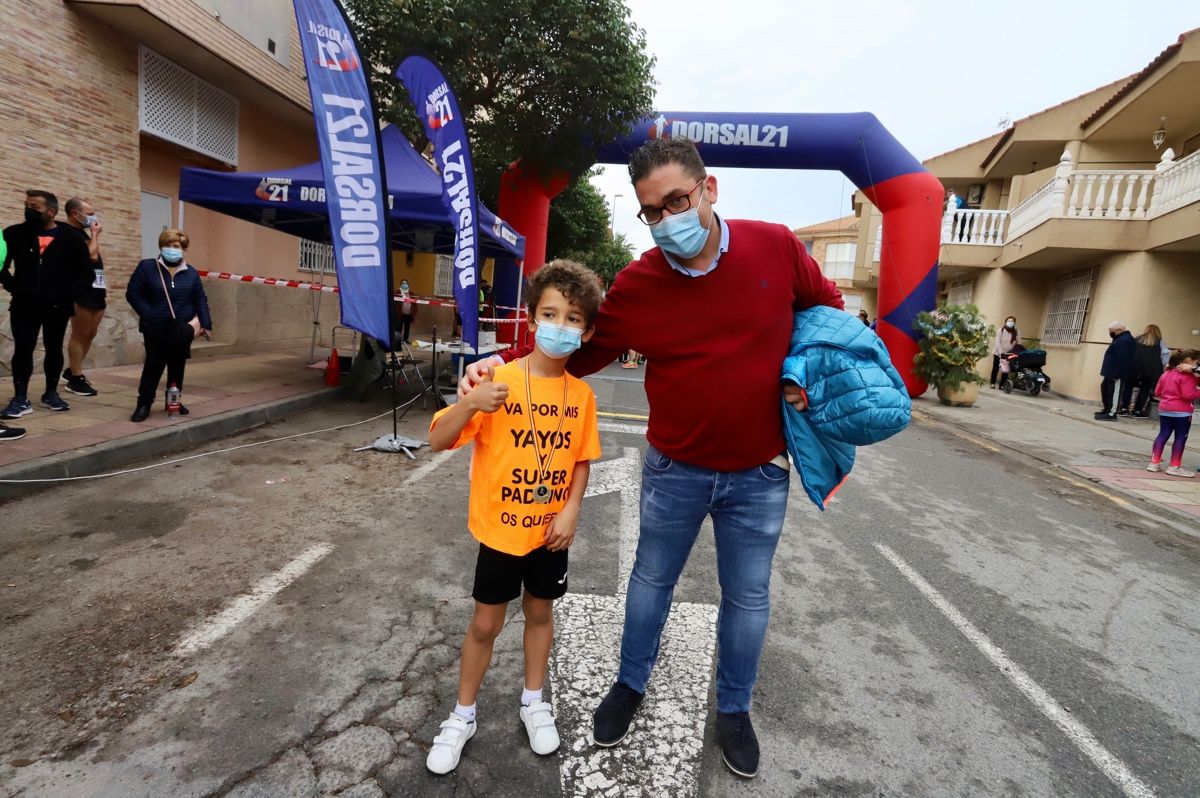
xmin=591 ymin=1 xmax=1200 ymax=254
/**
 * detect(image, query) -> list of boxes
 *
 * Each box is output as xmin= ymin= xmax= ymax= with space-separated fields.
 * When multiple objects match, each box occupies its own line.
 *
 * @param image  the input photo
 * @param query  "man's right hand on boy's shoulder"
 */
xmin=463 ymin=362 xmax=508 ymax=413
xmin=459 ymin=355 xmax=506 ymax=398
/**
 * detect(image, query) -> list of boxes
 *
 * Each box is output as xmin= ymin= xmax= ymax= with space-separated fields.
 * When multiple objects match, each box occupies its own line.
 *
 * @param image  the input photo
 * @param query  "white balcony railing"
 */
xmin=940 ymin=147 xmax=1200 ymax=246
xmin=944 ymin=208 xmax=1009 ymax=245
xmin=1149 ymin=147 xmax=1200 ymax=215
xmin=1066 ymin=170 xmax=1154 ymax=219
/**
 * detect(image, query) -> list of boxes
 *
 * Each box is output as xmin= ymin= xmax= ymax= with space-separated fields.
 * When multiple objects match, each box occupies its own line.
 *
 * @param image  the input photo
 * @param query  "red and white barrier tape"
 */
xmin=195 ymin=269 xmax=459 ymax=307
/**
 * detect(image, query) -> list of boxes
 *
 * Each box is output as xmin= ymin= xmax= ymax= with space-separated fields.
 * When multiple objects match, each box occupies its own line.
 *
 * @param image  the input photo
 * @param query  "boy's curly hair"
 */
xmin=526 ymin=259 xmax=603 ymax=325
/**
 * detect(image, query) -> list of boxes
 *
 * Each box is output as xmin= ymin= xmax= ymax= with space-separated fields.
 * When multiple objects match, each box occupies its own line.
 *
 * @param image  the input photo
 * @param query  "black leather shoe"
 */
xmin=593 ymin=682 xmax=644 ymax=747
xmin=178 ymin=404 xmax=189 ymax=416
xmin=716 ymin=711 xmax=759 ymax=778
xmin=131 ymin=404 xmax=150 ymax=422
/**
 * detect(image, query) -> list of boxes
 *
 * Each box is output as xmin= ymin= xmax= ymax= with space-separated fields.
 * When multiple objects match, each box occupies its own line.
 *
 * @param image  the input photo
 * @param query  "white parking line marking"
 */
xmin=174 ymin=543 xmax=335 ymax=657
xmin=875 ymin=544 xmax=1157 ymax=798
xmin=402 ymin=448 xmax=458 ymax=486
xmin=553 ymin=594 xmax=717 ymax=798
xmin=584 ymin=447 xmax=641 ymax=594
xmin=557 ymin=445 xmax=718 ymax=796
xmin=598 ymin=420 xmax=648 ymax=436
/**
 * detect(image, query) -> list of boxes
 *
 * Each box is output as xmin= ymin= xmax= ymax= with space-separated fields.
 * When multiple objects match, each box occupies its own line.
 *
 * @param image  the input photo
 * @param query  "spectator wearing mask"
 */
xmin=1096 ymin=321 xmax=1136 ymax=421
xmin=990 ymin=315 xmax=1020 ymax=389
xmin=61 ymin=197 xmax=106 ymax=397
xmin=0 ymin=190 xmax=92 ymax=420
xmin=396 ymin=279 xmax=417 ymax=345
xmin=125 ymin=229 xmax=212 ymax=422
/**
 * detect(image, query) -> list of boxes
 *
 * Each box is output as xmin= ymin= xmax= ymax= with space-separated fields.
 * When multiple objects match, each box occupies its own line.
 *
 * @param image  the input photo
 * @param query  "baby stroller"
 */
xmin=999 ymin=346 xmax=1051 ymax=396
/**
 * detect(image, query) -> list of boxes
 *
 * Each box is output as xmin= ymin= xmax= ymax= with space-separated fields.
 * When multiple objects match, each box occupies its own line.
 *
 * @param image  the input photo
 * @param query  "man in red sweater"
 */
xmin=463 ymin=138 xmax=842 ymax=777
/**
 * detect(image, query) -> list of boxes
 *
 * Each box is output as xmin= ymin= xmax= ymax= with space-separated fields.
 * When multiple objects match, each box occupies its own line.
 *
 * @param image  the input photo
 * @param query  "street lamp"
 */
xmin=610 ymin=193 xmax=623 ymax=237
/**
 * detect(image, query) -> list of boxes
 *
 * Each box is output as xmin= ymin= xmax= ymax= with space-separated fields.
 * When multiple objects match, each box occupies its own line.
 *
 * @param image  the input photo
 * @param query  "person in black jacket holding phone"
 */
xmin=0 ymin=190 xmax=93 ymax=420
xmin=125 ymin=229 xmax=212 ymax=422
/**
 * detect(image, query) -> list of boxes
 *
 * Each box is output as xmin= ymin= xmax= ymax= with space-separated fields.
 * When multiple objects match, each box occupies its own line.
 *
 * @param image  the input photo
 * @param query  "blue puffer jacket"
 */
xmin=780 ymin=306 xmax=912 ymax=510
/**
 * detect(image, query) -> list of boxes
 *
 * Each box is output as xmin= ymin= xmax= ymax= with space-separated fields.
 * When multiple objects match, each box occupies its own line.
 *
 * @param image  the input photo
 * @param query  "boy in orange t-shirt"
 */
xmin=425 ymin=260 xmax=602 ymax=774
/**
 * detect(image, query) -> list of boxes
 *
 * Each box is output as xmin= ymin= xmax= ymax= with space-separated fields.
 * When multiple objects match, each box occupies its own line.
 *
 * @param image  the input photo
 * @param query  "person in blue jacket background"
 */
xmin=125 ymin=228 xmax=212 ymax=423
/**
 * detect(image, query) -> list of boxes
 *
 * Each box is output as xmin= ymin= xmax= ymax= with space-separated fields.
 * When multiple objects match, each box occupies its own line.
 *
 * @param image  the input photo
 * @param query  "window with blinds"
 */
xmin=823 ymin=242 xmax=857 ymax=280
xmin=947 ymin=279 xmax=975 ymax=307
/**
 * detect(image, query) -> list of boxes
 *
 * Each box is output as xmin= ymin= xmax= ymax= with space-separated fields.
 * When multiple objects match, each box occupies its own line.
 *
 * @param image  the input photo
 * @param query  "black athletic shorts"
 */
xmin=472 ymin=542 xmax=568 ymax=605
xmin=75 ymin=290 xmax=107 ymax=311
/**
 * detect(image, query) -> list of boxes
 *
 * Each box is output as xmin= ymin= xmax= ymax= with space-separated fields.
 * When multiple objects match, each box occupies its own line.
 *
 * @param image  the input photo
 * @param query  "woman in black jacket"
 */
xmin=1128 ymin=324 xmax=1168 ymax=417
xmin=124 ymin=229 xmax=212 ymax=422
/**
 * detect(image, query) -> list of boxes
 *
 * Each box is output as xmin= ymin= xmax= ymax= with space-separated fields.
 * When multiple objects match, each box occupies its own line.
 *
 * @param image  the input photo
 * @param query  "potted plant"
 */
xmin=912 ymin=303 xmax=994 ymax=407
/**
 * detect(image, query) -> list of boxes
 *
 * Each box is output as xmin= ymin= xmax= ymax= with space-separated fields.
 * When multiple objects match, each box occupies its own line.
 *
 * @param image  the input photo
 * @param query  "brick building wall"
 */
xmin=0 ymin=1 xmax=143 ymax=374
xmin=0 ymin=1 xmax=142 ymax=286
xmin=0 ymin=0 xmax=339 ymax=375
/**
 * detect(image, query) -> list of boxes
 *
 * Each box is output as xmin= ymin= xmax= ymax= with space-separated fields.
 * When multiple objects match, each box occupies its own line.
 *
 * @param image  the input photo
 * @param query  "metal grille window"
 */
xmin=947 ymin=279 xmax=975 ymax=307
xmin=139 ymin=46 xmax=239 ymax=165
xmin=298 ymin=239 xmax=335 ymax=274
xmin=434 ymin=255 xmax=455 ymax=297
xmin=1042 ymin=268 xmax=1096 ymax=345
xmin=823 ymin=242 xmax=856 ymax=280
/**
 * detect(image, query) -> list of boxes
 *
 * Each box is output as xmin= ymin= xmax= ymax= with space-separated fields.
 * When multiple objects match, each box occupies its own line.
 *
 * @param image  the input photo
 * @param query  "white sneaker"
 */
xmin=1165 ymin=466 xmax=1195 ymax=478
xmin=520 ymin=700 xmax=560 ymax=755
xmin=426 ymin=712 xmax=476 ymax=774
xmin=1146 ymin=462 xmax=1165 ymax=472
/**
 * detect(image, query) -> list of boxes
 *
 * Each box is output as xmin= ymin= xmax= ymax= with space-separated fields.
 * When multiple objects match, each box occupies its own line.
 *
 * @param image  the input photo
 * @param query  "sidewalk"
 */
xmin=0 ymin=350 xmax=348 ymax=493
xmin=913 ymin=384 xmax=1200 ymax=526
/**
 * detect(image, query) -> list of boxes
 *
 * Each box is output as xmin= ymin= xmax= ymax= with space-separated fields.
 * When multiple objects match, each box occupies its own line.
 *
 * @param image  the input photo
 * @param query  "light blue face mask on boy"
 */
xmin=650 ymin=194 xmax=712 ymax=259
xmin=534 ymin=321 xmax=583 ymax=359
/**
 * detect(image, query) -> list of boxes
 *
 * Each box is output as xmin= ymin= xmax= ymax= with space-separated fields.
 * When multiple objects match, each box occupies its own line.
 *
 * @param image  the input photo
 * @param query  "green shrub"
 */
xmin=912 ymin=304 xmax=995 ymax=391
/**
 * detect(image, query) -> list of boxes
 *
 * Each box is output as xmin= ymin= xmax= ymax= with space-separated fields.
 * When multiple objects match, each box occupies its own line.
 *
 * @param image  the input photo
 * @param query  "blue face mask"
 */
xmin=160 ymin=247 xmax=184 ymax=264
xmin=650 ymin=194 xmax=711 ymax=258
xmin=534 ymin=321 xmax=583 ymax=359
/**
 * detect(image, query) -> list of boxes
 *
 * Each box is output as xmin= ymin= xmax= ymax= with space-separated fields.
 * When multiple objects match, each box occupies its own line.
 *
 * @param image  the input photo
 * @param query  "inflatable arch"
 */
xmin=494 ymin=112 xmax=942 ymax=396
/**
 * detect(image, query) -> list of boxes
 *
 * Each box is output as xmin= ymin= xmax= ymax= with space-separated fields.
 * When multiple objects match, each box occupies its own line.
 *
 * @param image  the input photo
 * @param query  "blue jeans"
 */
xmin=618 ymin=445 xmax=790 ymax=713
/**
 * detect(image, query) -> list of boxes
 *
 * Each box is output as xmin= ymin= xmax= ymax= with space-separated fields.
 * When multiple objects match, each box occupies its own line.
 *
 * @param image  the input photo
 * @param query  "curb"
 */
xmin=0 ymin=386 xmax=343 ymax=501
xmin=911 ymin=407 xmax=1199 ymax=535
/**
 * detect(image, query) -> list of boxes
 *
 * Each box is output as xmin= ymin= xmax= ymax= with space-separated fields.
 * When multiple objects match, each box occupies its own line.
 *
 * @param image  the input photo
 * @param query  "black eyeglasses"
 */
xmin=636 ymin=179 xmax=705 ymax=225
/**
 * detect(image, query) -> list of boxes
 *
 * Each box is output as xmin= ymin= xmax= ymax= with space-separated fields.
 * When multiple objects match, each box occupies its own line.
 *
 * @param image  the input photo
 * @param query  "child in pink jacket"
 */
xmin=1148 ymin=349 xmax=1200 ymax=477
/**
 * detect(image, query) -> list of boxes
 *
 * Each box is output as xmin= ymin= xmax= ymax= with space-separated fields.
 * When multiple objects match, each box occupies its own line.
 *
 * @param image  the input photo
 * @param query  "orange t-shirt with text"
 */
xmin=430 ymin=360 xmax=601 ymax=556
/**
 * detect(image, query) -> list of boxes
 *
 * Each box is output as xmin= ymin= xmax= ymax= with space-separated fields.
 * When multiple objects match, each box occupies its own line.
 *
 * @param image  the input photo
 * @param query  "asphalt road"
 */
xmin=1 ymin=364 xmax=1197 ymax=797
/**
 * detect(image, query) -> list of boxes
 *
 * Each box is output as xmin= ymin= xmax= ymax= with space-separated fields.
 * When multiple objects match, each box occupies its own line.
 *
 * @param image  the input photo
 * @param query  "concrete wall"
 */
xmin=967 ymin=252 xmax=1200 ymax=401
xmin=191 ymin=0 xmax=293 ymax=66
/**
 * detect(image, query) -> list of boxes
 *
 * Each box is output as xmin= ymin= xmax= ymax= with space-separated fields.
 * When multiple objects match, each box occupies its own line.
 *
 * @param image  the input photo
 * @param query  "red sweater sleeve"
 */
xmin=787 ymin=231 xmax=844 ymax=311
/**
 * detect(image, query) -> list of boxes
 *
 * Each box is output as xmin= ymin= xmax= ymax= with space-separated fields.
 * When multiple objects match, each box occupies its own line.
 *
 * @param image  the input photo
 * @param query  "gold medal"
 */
xmin=524 ymin=358 xmax=568 ymax=508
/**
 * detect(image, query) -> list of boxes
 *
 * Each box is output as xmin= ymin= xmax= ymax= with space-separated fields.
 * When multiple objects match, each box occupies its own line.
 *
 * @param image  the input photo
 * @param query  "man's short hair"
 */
xmin=64 ymin=197 xmax=87 ymax=215
xmin=1107 ymin=320 xmax=1125 ymax=331
xmin=26 ymin=190 xmax=58 ymax=212
xmin=628 ymin=138 xmax=707 ymax=185
xmin=526 ymin=259 xmax=603 ymax=326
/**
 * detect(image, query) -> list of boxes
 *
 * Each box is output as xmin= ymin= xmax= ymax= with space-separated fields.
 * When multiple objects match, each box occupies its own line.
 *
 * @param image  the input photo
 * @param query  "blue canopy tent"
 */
xmin=179 ymin=125 xmax=524 ymax=260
